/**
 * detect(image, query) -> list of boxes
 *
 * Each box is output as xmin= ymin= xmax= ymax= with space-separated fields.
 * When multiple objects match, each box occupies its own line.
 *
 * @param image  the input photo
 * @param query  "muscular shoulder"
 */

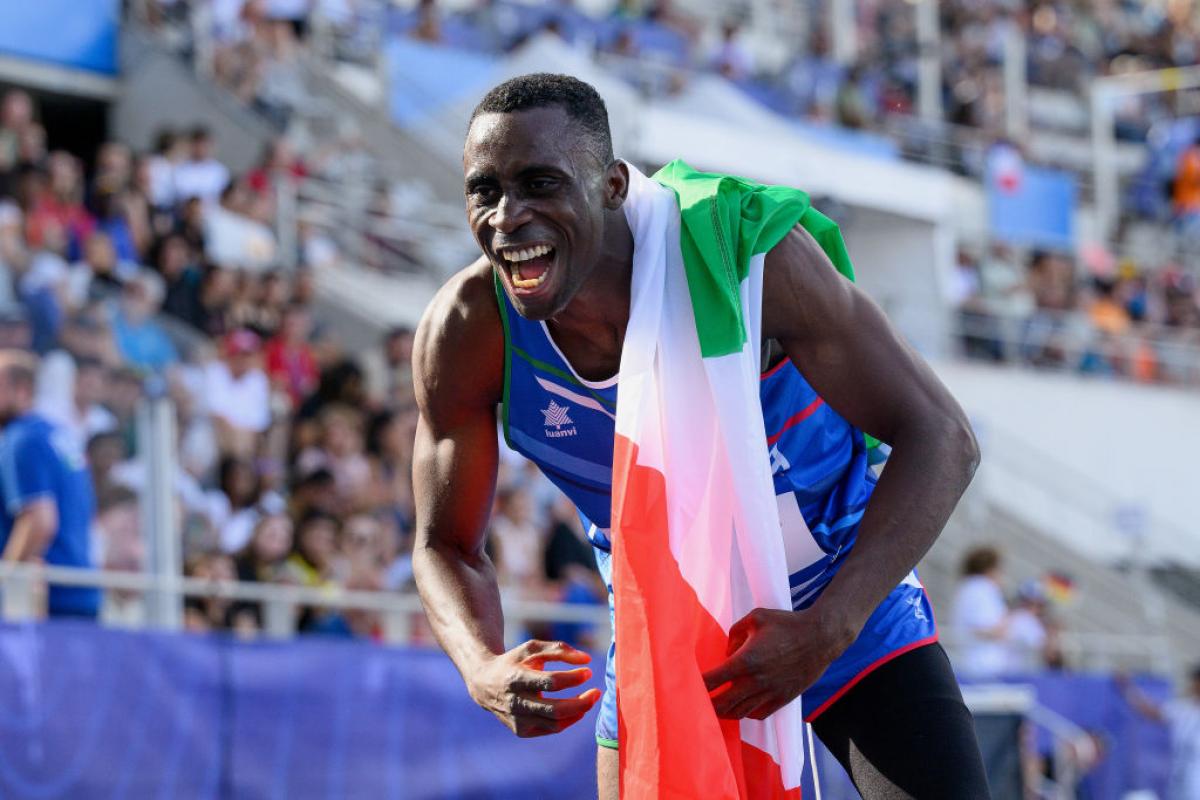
xmin=413 ymin=257 xmax=504 ymax=432
xmin=761 ymin=223 xmax=856 ymax=345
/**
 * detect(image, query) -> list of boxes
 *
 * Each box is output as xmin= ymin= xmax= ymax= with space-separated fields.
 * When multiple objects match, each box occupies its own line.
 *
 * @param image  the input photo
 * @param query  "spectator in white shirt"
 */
xmin=204 ymin=328 xmax=272 ymax=458
xmin=35 ymin=354 xmax=117 ymax=453
xmin=173 ymin=127 xmax=231 ymax=209
xmin=204 ymin=180 xmax=277 ymax=272
xmin=1005 ymin=579 xmax=1051 ymax=674
xmin=950 ymin=546 xmax=1011 ymax=678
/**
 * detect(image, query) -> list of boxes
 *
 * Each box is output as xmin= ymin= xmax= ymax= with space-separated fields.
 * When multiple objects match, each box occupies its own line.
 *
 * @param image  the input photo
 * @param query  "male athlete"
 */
xmin=413 ymin=73 xmax=990 ymax=798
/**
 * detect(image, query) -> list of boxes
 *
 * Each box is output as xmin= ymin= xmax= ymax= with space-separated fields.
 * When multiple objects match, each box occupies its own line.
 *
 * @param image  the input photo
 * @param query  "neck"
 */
xmin=548 ymin=208 xmax=635 ymax=341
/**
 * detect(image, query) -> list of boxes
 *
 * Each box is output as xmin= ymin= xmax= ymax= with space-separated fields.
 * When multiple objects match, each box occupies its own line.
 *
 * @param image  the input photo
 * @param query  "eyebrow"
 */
xmin=464 ymin=164 xmax=571 ymax=192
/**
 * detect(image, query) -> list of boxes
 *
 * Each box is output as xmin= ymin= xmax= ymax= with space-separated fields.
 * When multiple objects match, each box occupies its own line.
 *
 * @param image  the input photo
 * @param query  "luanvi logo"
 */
xmin=541 ymin=400 xmax=577 ymax=438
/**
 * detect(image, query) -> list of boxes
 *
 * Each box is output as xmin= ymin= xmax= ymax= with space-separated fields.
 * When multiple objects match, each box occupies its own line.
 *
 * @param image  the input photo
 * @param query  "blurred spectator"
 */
xmin=94 ymin=485 xmax=144 ymax=627
xmin=145 ymin=129 xmax=185 ymax=219
xmin=710 ymin=20 xmax=753 ymax=81
xmin=1005 ymin=580 xmax=1057 ymax=674
xmin=204 ymin=180 xmax=277 ymax=272
xmin=0 ymin=90 xmax=36 ymax=178
xmin=362 ymin=326 xmax=414 ymax=409
xmin=489 ymin=485 xmax=544 ymax=595
xmin=153 ymin=232 xmax=204 ymax=327
xmin=246 ymin=137 xmax=307 ymax=211
xmin=173 ymin=127 xmax=230 ymax=208
xmin=86 ymin=431 xmax=127 ymax=498
xmin=69 ymin=231 xmax=135 ymax=312
xmin=26 ymin=152 xmax=94 ymax=258
xmin=0 ymin=349 xmax=99 ymax=619
xmin=110 ymin=270 xmax=179 ymax=372
xmin=296 ymin=404 xmax=372 ymax=510
xmin=36 ymin=354 xmax=117 ymax=453
xmin=951 ymin=545 xmax=1009 ymax=678
xmin=1173 ymin=136 xmax=1200 ymax=220
xmin=183 ymin=551 xmax=238 ymax=632
xmin=366 ymin=408 xmax=416 ymax=534
xmin=203 ymin=328 xmax=272 ymax=457
xmin=264 ymin=302 xmax=318 ymax=408
xmin=229 ymin=512 xmax=294 ymax=628
xmin=214 ymin=455 xmax=265 ymax=552
xmin=1119 ymin=666 xmax=1200 ymax=800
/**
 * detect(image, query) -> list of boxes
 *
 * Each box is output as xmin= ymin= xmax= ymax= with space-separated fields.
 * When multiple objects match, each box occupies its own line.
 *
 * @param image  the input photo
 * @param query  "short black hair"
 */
xmin=470 ymin=73 xmax=613 ymax=163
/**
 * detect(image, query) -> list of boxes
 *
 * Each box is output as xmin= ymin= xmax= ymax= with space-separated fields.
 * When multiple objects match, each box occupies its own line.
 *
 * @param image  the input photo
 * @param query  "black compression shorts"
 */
xmin=812 ymin=643 xmax=993 ymax=799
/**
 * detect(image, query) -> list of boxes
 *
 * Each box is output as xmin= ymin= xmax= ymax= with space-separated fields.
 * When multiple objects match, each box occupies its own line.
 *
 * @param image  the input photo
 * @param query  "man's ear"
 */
xmin=603 ymin=160 xmax=630 ymax=210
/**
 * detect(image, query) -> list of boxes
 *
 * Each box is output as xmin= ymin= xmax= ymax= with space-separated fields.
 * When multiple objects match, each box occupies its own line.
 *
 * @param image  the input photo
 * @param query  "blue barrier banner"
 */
xmin=987 ymin=146 xmax=1077 ymax=250
xmin=0 ymin=0 xmax=118 ymax=76
xmin=0 ymin=621 xmax=601 ymax=799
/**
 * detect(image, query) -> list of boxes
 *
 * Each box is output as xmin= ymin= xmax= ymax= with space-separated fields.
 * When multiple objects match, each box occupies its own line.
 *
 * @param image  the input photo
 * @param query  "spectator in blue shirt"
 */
xmin=0 ymin=349 xmax=99 ymax=618
xmin=111 ymin=270 xmax=178 ymax=373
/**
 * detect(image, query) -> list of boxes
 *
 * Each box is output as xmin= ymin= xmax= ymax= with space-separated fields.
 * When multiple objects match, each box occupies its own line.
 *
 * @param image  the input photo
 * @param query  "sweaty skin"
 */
xmin=413 ymin=106 xmax=979 ymax=797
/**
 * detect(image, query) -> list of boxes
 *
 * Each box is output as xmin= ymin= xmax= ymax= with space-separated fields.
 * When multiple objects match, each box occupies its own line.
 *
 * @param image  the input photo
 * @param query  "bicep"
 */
xmin=764 ymin=225 xmax=965 ymax=444
xmin=412 ymin=408 xmax=499 ymax=559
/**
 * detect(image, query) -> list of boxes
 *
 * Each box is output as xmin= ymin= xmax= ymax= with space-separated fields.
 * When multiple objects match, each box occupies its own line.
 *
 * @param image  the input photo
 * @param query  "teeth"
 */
xmin=512 ymin=271 xmax=548 ymax=289
xmin=504 ymin=244 xmax=552 ymax=262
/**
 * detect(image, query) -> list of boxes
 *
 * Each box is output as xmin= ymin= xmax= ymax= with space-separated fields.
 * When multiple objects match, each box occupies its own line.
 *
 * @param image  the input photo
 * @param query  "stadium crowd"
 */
xmin=0 ymin=88 xmax=603 ymax=641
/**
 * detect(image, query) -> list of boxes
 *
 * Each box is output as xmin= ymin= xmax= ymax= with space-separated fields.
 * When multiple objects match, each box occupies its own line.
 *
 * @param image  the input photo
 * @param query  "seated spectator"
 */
xmin=285 ymin=511 xmax=342 ymax=630
xmin=86 ymin=431 xmax=127 ymax=498
xmin=710 ymin=20 xmax=753 ymax=81
xmin=204 ymin=180 xmax=277 ymax=272
xmin=110 ymin=271 xmax=179 ymax=373
xmin=296 ymin=404 xmax=373 ymax=510
xmin=91 ymin=180 xmax=139 ymax=263
xmin=229 ymin=512 xmax=294 ymax=630
xmin=25 ymin=152 xmax=94 ymax=260
xmin=203 ymin=329 xmax=272 ymax=457
xmin=35 ymin=354 xmax=117 ymax=453
xmin=362 ymin=326 xmax=415 ymax=409
xmin=152 ymin=232 xmax=204 ymax=328
xmin=950 ymin=546 xmax=1010 ymax=678
xmin=145 ymin=128 xmax=185 ymax=220
xmin=1006 ymin=579 xmax=1063 ymax=673
xmin=366 ymin=408 xmax=417 ymax=533
xmin=214 ymin=455 xmax=265 ymax=553
xmin=94 ymin=486 xmax=144 ymax=628
xmin=183 ymin=551 xmax=238 ymax=633
xmin=173 ymin=126 xmax=230 ymax=208
xmin=68 ymin=231 xmax=136 ymax=312
xmin=264 ymin=302 xmax=318 ymax=408
xmin=488 ymin=485 xmax=545 ymax=595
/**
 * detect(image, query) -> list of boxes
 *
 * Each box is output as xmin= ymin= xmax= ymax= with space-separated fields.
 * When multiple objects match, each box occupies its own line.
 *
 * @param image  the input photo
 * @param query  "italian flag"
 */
xmin=611 ymin=160 xmax=854 ymax=799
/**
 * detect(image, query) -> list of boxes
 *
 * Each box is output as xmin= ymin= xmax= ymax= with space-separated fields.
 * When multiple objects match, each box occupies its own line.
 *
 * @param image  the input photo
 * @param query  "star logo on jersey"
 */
xmin=541 ymin=400 xmax=577 ymax=438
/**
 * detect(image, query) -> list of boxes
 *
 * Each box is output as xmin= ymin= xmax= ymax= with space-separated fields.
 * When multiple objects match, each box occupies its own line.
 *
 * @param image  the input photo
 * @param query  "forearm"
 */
xmin=811 ymin=418 xmax=979 ymax=636
xmin=413 ymin=538 xmax=507 ymax=682
xmin=2 ymin=517 xmax=49 ymax=562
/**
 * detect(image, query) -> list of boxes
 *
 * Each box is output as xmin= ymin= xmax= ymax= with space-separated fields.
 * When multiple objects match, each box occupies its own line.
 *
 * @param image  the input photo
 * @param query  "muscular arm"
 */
xmin=764 ymin=225 xmax=980 ymax=640
xmin=411 ymin=263 xmax=599 ymax=736
xmin=706 ymin=226 xmax=979 ymax=719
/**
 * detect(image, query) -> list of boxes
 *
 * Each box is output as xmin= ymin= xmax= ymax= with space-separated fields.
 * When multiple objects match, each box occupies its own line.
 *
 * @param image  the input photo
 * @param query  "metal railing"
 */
xmin=0 ymin=562 xmax=611 ymax=649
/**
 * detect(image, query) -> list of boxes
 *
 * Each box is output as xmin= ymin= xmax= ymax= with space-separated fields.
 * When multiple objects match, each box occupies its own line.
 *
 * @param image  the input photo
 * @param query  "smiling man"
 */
xmin=412 ymin=73 xmax=990 ymax=799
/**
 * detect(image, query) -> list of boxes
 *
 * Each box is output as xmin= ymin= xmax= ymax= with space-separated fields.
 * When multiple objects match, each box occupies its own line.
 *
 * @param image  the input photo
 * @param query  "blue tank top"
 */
xmin=494 ymin=277 xmax=879 ymax=608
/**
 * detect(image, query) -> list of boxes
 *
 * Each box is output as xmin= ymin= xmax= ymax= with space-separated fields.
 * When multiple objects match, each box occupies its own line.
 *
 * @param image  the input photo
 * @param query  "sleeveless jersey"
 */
xmin=494 ymin=276 xmax=877 ymax=611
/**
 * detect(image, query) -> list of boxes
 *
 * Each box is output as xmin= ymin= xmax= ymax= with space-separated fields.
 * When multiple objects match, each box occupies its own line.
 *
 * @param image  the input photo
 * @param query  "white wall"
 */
xmin=934 ymin=360 xmax=1200 ymax=565
xmin=841 ymin=208 xmax=955 ymax=359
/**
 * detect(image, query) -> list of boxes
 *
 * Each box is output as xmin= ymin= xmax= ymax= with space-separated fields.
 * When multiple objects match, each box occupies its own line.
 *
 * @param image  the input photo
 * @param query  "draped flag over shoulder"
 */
xmin=611 ymin=160 xmax=856 ymax=799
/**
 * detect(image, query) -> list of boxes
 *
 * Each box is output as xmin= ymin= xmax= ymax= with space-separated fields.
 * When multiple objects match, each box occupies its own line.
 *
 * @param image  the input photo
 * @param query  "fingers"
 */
xmin=710 ymin=680 xmax=764 ymax=720
xmin=515 ymin=709 xmax=591 ymax=738
xmin=516 ymin=640 xmax=592 ymax=668
xmin=512 ymin=666 xmax=593 ymax=693
xmin=513 ymin=687 xmax=603 ymax=721
xmin=703 ymin=651 xmax=750 ymax=692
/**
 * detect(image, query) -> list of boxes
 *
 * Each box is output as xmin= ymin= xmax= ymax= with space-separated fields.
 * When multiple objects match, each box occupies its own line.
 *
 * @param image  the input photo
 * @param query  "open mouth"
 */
xmin=500 ymin=243 xmax=556 ymax=291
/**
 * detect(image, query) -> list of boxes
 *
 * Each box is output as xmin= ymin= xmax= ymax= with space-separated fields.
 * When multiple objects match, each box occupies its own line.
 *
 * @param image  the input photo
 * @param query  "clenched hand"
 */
xmin=702 ymin=607 xmax=856 ymax=721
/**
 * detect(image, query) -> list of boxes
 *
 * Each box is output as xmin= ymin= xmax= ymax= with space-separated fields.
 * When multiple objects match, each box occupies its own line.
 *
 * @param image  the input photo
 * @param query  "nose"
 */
xmin=488 ymin=192 xmax=531 ymax=235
